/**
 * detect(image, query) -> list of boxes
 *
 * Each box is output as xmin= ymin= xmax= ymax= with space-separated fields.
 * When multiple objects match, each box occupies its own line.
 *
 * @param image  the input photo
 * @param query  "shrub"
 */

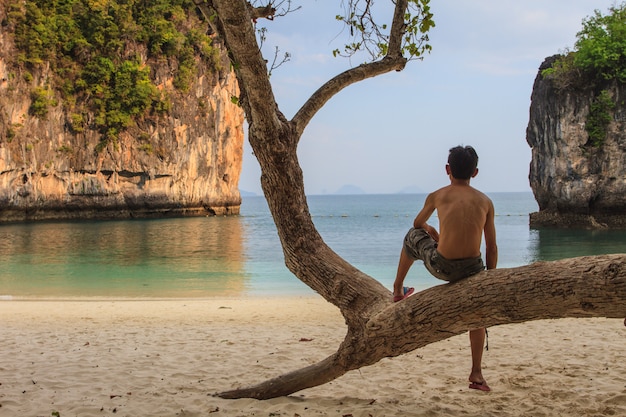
xmin=544 ymin=3 xmax=626 ymax=86
xmin=29 ymin=86 xmax=56 ymax=118
xmin=574 ymin=4 xmax=626 ymax=83
xmin=586 ymin=89 xmax=615 ymax=147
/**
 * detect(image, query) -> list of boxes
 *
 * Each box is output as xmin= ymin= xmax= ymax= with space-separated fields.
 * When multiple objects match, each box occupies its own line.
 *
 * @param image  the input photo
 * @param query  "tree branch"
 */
xmin=291 ymin=56 xmax=406 ymax=138
xmin=247 ymin=3 xmax=276 ymax=21
xmin=387 ymin=0 xmax=408 ymax=57
xmin=196 ymin=0 xmax=283 ymax=134
xmin=367 ymin=254 xmax=626 ymax=355
xmin=291 ymin=0 xmax=409 ymax=137
xmin=218 ymin=353 xmax=345 ymax=399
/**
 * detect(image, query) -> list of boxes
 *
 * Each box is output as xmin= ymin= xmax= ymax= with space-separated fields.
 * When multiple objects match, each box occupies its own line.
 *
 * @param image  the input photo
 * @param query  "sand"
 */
xmin=1 ymin=297 xmax=625 ymax=417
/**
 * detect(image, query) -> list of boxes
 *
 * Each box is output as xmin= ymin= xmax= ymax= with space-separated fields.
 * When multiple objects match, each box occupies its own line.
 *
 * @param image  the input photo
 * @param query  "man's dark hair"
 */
xmin=447 ymin=146 xmax=479 ymax=179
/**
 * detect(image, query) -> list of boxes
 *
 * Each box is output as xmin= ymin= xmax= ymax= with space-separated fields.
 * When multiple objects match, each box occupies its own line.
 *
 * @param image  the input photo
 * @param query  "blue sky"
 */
xmin=238 ymin=0 xmax=618 ymax=196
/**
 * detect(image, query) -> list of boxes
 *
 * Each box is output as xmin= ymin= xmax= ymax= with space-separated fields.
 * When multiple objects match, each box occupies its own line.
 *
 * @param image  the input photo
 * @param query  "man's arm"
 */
xmin=413 ymin=192 xmax=439 ymax=241
xmin=483 ymin=200 xmax=498 ymax=270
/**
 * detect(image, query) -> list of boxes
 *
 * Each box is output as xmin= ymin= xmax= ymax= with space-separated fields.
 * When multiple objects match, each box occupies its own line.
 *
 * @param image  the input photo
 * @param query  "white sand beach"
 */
xmin=1 ymin=297 xmax=625 ymax=416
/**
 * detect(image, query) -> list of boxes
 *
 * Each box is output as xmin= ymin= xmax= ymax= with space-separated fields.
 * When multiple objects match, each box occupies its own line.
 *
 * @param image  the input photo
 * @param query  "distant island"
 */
xmin=333 ymin=185 xmax=366 ymax=195
xmin=239 ymin=190 xmax=259 ymax=197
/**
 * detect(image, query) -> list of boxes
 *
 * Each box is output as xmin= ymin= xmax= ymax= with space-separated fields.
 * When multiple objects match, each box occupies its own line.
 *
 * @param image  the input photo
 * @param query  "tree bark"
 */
xmin=196 ymin=0 xmax=626 ymax=400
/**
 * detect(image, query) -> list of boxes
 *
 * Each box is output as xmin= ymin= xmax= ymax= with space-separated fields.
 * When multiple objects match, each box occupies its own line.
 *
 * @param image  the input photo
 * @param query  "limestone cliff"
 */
xmin=0 ymin=7 xmax=243 ymax=222
xmin=526 ymin=55 xmax=626 ymax=228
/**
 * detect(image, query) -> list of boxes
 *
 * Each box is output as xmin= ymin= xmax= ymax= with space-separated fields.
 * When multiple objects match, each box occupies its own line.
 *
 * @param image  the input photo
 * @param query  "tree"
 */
xmin=574 ymin=2 xmax=626 ymax=83
xmin=542 ymin=3 xmax=626 ymax=85
xmin=193 ymin=0 xmax=626 ymax=400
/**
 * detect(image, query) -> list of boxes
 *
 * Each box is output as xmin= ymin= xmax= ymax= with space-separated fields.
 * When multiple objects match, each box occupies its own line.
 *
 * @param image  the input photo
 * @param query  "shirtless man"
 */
xmin=392 ymin=145 xmax=498 ymax=392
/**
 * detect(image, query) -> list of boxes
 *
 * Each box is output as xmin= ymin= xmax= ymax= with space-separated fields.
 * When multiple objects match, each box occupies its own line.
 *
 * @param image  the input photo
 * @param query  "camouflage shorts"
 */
xmin=402 ymin=227 xmax=485 ymax=282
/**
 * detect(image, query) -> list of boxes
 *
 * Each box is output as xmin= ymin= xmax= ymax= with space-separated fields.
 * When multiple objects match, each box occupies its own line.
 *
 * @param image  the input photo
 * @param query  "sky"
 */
xmin=238 ymin=0 xmax=619 ymax=196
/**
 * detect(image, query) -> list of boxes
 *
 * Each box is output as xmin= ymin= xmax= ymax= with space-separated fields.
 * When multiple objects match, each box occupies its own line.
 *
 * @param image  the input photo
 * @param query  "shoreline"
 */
xmin=1 ymin=298 xmax=625 ymax=416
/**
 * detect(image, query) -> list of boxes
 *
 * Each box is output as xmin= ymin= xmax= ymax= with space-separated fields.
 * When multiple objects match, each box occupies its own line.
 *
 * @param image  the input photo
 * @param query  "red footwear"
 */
xmin=469 ymin=381 xmax=491 ymax=392
xmin=393 ymin=287 xmax=414 ymax=302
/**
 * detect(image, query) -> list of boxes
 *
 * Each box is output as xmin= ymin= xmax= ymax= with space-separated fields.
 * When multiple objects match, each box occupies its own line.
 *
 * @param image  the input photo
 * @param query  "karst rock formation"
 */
xmin=527 ymin=55 xmax=626 ymax=228
xmin=0 ymin=14 xmax=243 ymax=222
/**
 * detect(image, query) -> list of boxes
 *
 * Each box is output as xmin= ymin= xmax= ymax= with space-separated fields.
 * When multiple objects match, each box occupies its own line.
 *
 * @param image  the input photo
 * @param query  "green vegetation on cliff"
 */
xmin=543 ymin=3 xmax=626 ymax=85
xmin=541 ymin=3 xmax=626 ymax=147
xmin=585 ymin=89 xmax=616 ymax=147
xmin=2 ymin=0 xmax=218 ymax=146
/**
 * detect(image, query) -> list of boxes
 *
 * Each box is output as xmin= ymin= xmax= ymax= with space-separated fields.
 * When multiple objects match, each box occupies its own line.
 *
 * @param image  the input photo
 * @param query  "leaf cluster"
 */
xmin=4 ymin=0 xmax=218 ymax=146
xmin=333 ymin=0 xmax=434 ymax=61
xmin=542 ymin=3 xmax=626 ymax=87
xmin=575 ymin=4 xmax=626 ymax=83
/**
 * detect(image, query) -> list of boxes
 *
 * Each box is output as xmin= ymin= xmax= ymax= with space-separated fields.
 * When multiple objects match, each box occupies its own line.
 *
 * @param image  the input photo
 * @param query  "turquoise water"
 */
xmin=1 ymin=192 xmax=625 ymax=299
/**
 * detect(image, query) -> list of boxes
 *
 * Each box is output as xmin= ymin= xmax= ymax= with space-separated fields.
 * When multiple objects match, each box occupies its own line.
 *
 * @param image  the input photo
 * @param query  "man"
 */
xmin=393 ymin=145 xmax=498 ymax=392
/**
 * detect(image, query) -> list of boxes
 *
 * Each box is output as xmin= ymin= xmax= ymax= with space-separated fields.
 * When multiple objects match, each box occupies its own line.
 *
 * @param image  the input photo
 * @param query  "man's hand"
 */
xmin=424 ymin=223 xmax=439 ymax=242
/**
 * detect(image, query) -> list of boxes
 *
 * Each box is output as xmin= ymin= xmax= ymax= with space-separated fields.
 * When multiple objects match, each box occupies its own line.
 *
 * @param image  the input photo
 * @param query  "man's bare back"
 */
xmin=424 ymin=183 xmax=493 ymax=260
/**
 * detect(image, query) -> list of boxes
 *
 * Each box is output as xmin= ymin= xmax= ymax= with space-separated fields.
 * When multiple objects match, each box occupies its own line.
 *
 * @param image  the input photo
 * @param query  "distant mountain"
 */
xmin=396 ymin=185 xmax=425 ymax=194
xmin=334 ymin=185 xmax=366 ymax=195
xmin=239 ymin=189 xmax=259 ymax=197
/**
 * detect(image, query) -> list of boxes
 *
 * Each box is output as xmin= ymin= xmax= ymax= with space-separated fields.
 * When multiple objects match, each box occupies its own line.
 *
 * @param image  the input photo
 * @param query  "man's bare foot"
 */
xmin=469 ymin=380 xmax=491 ymax=392
xmin=392 ymin=286 xmax=414 ymax=302
xmin=469 ymin=371 xmax=489 ymax=392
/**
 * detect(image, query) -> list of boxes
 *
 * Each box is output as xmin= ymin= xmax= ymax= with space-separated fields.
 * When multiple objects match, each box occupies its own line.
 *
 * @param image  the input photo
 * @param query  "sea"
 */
xmin=1 ymin=192 xmax=626 ymax=299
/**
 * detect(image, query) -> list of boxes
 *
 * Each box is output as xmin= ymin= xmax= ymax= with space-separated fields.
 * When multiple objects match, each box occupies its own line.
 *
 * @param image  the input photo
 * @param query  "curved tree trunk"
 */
xmin=197 ymin=0 xmax=626 ymax=400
